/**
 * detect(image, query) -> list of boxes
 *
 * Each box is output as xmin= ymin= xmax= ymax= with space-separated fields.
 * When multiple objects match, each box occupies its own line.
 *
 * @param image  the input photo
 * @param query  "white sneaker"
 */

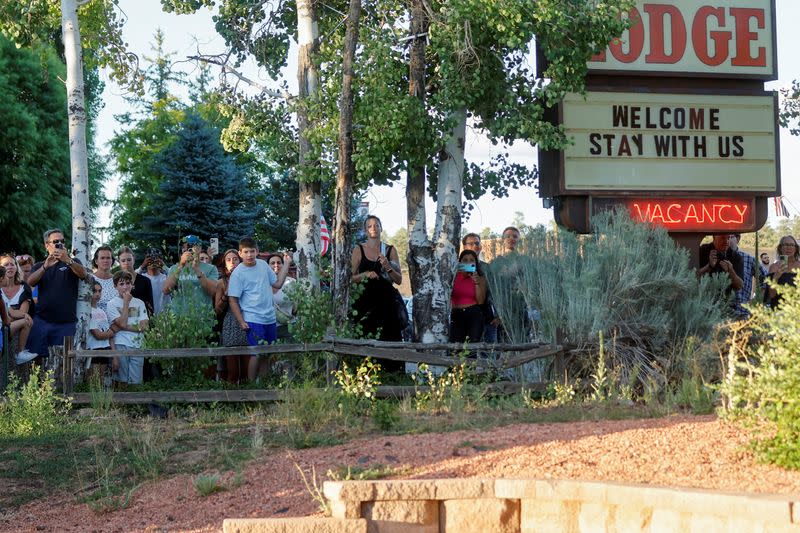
xmin=15 ymin=350 xmax=38 ymax=365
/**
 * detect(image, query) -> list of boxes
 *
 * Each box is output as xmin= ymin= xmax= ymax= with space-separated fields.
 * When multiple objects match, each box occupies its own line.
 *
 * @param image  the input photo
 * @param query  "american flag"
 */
xmin=320 ymin=214 xmax=330 ymax=256
xmin=774 ymin=196 xmax=790 ymax=218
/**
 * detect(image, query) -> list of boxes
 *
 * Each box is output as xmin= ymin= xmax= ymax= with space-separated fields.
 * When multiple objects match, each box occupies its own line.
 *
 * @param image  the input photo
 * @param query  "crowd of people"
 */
xmin=0 ymin=229 xmax=296 ymax=387
xmin=1 ymin=224 xmax=798 ymax=388
xmin=698 ymin=232 xmax=798 ymax=316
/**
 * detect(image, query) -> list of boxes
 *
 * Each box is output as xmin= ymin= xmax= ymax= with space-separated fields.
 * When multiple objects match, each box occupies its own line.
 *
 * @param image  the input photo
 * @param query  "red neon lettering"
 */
xmin=610 ymin=7 xmax=645 ymax=63
xmin=644 ymin=4 xmax=687 ymax=64
xmin=730 ymin=8 xmax=766 ymax=67
xmin=692 ymin=7 xmax=730 ymax=66
xmin=684 ymin=204 xmax=700 ymax=223
xmin=650 ymin=204 xmax=666 ymax=223
xmin=626 ymin=200 xmax=751 ymax=230
xmin=666 ymin=203 xmax=682 ymax=223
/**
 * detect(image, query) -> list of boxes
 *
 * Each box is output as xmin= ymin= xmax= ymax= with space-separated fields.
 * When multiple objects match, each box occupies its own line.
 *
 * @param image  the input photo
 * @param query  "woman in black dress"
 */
xmin=350 ymin=215 xmax=404 ymax=347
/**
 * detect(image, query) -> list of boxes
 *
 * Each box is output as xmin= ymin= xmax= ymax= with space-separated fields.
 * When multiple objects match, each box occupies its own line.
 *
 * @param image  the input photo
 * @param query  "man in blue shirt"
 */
xmin=730 ymin=234 xmax=758 ymax=318
xmin=227 ymin=237 xmax=291 ymax=381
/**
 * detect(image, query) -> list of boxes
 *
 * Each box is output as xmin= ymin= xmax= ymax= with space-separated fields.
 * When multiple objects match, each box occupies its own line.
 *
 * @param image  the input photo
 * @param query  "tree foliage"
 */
xmin=780 ymin=79 xmax=800 ymax=137
xmin=0 ymin=35 xmax=70 ymax=254
xmin=0 ymin=0 xmax=140 ymax=91
xmin=142 ymin=112 xmax=261 ymax=252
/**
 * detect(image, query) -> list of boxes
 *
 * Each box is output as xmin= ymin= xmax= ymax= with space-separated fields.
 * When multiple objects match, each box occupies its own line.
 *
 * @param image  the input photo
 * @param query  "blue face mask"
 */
xmin=458 ymin=263 xmax=476 ymax=273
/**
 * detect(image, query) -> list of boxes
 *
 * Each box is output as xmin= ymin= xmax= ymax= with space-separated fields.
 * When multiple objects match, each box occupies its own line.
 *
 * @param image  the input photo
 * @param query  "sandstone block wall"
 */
xmin=223 ymin=478 xmax=800 ymax=533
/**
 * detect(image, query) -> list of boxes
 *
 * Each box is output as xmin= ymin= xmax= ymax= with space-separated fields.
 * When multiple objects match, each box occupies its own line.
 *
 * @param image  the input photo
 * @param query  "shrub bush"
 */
xmin=142 ymin=297 xmax=216 ymax=379
xmin=0 ymin=367 xmax=71 ymax=437
xmin=486 ymin=210 xmax=730 ymax=388
xmin=720 ymin=281 xmax=800 ymax=468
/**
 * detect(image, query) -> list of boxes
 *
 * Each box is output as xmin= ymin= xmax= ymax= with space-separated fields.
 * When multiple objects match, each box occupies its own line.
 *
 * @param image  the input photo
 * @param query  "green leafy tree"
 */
xmin=0 ymin=35 xmax=70 ymax=254
xmin=163 ymin=0 xmax=632 ymax=340
xmin=144 ymin=112 xmax=261 ymax=251
xmin=1 ymin=0 xmax=140 ymax=350
xmin=780 ymin=79 xmax=800 ymax=136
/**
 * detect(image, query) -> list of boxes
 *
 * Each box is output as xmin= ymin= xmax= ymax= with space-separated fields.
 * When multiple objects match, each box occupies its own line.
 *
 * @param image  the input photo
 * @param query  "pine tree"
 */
xmin=141 ymin=113 xmax=260 ymax=252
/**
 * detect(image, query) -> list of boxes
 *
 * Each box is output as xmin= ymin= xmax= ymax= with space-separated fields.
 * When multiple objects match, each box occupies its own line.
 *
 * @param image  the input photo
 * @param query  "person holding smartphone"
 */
xmin=449 ymin=249 xmax=487 ymax=345
xmin=25 ymin=228 xmax=88 ymax=360
xmin=765 ymin=235 xmax=799 ymax=309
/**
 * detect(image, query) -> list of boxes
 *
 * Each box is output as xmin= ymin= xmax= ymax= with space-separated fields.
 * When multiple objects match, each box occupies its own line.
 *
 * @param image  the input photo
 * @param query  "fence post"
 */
xmin=62 ymin=336 xmax=74 ymax=394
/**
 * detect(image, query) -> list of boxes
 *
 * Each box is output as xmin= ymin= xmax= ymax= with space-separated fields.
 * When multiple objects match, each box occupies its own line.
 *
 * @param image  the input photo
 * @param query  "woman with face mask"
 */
xmin=449 ymin=249 xmax=487 ymax=344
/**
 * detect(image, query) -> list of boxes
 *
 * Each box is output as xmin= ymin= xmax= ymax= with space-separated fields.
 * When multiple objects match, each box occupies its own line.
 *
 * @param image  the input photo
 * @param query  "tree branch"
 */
xmin=187 ymin=54 xmax=294 ymax=101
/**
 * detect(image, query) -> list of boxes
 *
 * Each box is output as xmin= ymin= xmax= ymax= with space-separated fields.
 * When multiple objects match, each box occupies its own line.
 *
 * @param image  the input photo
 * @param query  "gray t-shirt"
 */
xmin=167 ymin=262 xmax=218 ymax=315
xmin=227 ymin=259 xmax=277 ymax=325
xmin=143 ymin=271 xmax=171 ymax=314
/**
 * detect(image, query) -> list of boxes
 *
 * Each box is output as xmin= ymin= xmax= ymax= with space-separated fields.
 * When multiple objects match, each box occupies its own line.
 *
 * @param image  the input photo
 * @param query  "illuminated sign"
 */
xmin=561 ymin=91 xmax=779 ymax=194
xmin=623 ymin=198 xmax=754 ymax=231
xmin=588 ymin=0 xmax=776 ymax=79
xmin=591 ymin=198 xmax=757 ymax=231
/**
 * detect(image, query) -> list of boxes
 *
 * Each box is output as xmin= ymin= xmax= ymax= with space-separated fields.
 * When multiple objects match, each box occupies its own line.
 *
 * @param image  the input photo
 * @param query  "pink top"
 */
xmin=451 ymin=273 xmax=478 ymax=307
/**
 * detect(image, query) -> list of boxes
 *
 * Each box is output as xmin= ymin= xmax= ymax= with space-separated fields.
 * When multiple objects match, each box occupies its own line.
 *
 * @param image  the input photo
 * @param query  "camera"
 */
xmin=55 ymin=242 xmax=64 ymax=249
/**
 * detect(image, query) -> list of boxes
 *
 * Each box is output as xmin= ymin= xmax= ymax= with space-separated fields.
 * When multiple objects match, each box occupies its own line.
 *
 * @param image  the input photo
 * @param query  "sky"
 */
xmin=96 ymin=0 xmax=800 ymax=236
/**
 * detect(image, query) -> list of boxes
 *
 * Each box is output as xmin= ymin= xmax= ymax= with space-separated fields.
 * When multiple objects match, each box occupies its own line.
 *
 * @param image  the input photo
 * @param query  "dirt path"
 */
xmin=3 ymin=414 xmax=800 ymax=533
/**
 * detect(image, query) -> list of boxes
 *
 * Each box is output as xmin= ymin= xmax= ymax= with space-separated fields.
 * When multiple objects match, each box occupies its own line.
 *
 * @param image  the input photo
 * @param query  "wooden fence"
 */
xmin=53 ymin=338 xmax=563 ymax=405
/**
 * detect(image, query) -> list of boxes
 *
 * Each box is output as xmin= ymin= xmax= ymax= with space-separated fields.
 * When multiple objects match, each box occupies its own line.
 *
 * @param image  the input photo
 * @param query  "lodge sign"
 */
xmin=589 ymin=0 xmax=776 ymax=80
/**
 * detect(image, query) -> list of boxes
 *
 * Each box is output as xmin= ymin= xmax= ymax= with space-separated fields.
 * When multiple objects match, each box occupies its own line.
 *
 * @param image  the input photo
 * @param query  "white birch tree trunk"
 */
xmin=295 ymin=0 xmax=321 ymax=285
xmin=62 ymin=0 xmax=92 ymax=351
xmin=412 ymin=108 xmax=467 ymax=343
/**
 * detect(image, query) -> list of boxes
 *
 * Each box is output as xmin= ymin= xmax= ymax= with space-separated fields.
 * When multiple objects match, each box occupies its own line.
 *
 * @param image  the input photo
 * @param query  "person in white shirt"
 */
xmin=88 ymin=280 xmax=115 ymax=382
xmin=107 ymin=271 xmax=149 ymax=386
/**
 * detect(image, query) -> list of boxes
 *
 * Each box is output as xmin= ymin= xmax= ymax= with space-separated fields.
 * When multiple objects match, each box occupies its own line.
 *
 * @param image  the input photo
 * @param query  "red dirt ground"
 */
xmin=3 ymin=414 xmax=800 ymax=533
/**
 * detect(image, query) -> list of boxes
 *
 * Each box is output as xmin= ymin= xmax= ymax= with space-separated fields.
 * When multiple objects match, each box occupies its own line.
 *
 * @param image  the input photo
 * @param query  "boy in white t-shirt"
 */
xmin=106 ymin=271 xmax=149 ymax=386
xmin=227 ymin=237 xmax=291 ymax=381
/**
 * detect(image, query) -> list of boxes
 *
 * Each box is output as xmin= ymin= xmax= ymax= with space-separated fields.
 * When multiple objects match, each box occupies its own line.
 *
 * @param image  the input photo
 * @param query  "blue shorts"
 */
xmin=26 ymin=318 xmax=76 ymax=356
xmin=246 ymin=322 xmax=277 ymax=347
xmin=112 ymin=345 xmax=144 ymax=384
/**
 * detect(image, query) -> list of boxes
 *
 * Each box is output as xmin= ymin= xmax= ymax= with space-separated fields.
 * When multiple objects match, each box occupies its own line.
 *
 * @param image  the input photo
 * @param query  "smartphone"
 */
xmin=780 ymin=255 xmax=789 ymax=266
xmin=458 ymin=263 xmax=476 ymax=273
xmin=209 ymin=237 xmax=219 ymax=257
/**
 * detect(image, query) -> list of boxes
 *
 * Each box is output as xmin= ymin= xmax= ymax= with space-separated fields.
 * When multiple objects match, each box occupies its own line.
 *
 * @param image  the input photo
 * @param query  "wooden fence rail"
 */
xmin=67 ymin=381 xmax=549 ymax=405
xmin=58 ymin=338 xmax=563 ymax=404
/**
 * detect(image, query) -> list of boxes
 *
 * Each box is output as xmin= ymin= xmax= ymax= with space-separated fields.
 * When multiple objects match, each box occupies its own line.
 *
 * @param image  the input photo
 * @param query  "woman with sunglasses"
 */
xmin=0 ymin=255 xmax=37 ymax=364
xmin=766 ymin=235 xmax=800 ymax=309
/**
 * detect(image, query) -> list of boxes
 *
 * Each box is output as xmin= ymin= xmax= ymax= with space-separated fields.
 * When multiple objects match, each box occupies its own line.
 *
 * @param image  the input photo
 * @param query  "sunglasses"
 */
xmin=48 ymin=239 xmax=65 ymax=245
